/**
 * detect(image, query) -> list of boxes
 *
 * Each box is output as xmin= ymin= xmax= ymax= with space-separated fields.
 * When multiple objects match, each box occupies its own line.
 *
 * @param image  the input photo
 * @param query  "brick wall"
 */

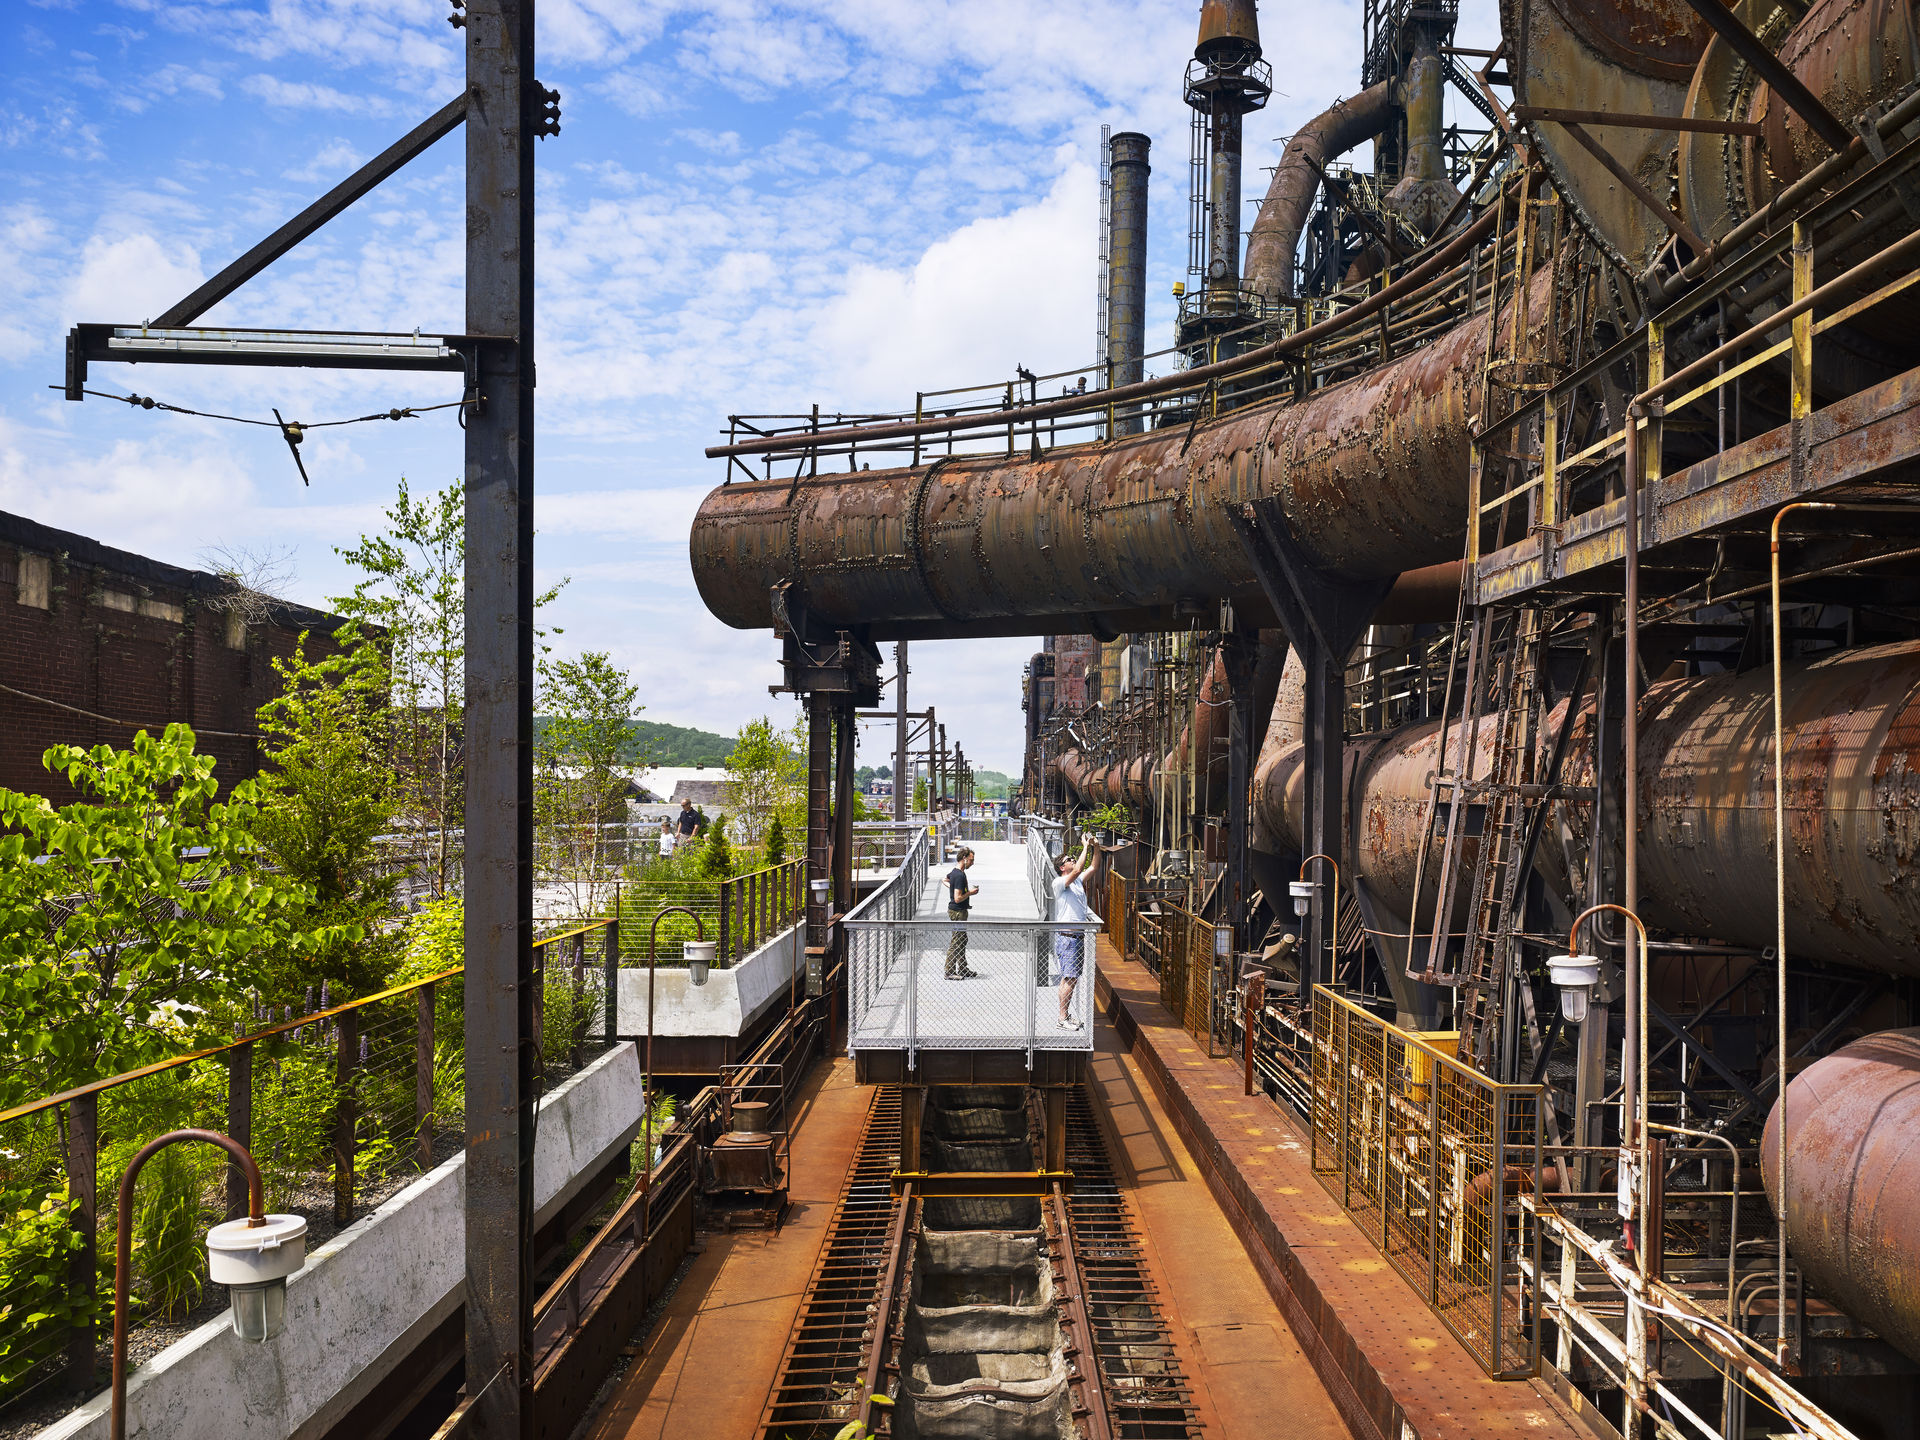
xmin=0 ymin=510 xmax=351 ymax=806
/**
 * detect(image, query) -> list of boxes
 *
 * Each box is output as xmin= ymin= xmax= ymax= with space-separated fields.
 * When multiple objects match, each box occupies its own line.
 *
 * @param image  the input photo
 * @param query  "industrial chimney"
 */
xmin=1105 ymin=131 xmax=1151 ymax=435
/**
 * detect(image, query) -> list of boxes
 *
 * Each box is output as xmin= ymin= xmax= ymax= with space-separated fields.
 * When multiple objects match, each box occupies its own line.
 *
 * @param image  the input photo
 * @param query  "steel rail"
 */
xmin=705 ymin=197 xmax=1509 ymax=459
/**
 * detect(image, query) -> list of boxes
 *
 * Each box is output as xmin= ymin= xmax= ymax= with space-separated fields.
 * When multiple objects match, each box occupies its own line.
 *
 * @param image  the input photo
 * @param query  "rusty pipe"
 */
xmin=689 ymin=270 xmax=1527 ymax=644
xmin=1244 ymin=81 xmax=1395 ymax=300
xmin=1762 ymin=1029 xmax=1920 ymax=1363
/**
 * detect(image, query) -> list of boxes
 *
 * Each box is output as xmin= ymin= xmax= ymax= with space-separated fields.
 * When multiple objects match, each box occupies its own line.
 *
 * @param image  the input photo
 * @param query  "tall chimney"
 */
xmin=1106 ymin=131 xmax=1151 ymax=435
xmin=1196 ymin=2 xmax=1261 ymax=291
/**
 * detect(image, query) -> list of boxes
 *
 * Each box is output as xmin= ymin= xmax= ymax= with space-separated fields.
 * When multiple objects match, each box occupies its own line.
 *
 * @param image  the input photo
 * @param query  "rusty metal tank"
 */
xmin=1255 ymin=640 xmax=1920 ymax=974
xmin=1762 ymin=1029 xmax=1920 ymax=1362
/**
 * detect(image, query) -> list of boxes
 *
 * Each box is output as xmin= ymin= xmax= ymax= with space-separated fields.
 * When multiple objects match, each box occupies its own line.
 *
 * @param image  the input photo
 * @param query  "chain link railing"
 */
xmin=1310 ymin=985 xmax=1541 ymax=1379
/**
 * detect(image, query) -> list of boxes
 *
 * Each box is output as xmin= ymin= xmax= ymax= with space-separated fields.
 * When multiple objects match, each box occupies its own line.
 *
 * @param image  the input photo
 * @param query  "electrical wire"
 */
xmin=54 ymin=384 xmax=470 ymax=430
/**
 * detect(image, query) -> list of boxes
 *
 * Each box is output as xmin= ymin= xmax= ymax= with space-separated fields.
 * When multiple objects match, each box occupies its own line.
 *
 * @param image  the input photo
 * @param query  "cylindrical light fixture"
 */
xmin=206 ymin=1212 xmax=307 ymax=1342
xmin=1289 ymin=879 xmax=1316 ymax=918
xmin=685 ymin=938 xmax=717 ymax=987
xmin=1546 ymin=953 xmax=1601 ymax=1026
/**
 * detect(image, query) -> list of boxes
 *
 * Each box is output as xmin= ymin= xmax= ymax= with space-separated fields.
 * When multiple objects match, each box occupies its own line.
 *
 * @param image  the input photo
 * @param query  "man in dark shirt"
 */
xmin=945 ymin=847 xmax=979 ymax=978
xmin=674 ymin=798 xmax=702 ymax=847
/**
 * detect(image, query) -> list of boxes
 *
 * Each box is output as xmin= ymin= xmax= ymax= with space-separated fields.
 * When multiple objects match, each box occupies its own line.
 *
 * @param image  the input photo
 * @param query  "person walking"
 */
xmin=945 ymin=847 xmax=980 ymax=979
xmin=1051 ymin=839 xmax=1102 ymax=1028
xmin=674 ymin=797 xmax=702 ymax=850
xmin=657 ymin=818 xmax=675 ymax=862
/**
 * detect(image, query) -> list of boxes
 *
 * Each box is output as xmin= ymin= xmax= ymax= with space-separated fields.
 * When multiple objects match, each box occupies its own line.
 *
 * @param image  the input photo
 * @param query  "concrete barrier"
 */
xmin=616 ymin=923 xmax=802 ymax=1039
xmin=40 ymin=1043 xmax=645 ymax=1440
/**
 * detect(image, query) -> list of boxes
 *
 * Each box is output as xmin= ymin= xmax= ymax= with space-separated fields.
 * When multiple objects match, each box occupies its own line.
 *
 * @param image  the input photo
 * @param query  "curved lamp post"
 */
xmin=1296 ymin=853 xmax=1340 ymax=988
xmin=1561 ymin=902 xmax=1651 ymax=1261
xmin=644 ymin=908 xmax=712 ymax=1237
xmin=113 ymin=1129 xmax=305 ymax=1440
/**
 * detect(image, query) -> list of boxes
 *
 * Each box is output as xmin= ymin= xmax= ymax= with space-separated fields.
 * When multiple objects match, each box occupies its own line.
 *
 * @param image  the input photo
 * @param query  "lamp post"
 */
xmin=1297 ymin=853 xmax=1340 ymax=988
xmin=112 ymin=1129 xmax=304 ymax=1440
xmin=644 ymin=908 xmax=710 ymax=1240
xmin=1566 ymin=903 xmax=1651 ymax=1253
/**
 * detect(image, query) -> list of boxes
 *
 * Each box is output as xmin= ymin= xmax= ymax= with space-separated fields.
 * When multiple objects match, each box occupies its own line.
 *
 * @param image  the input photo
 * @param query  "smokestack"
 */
xmin=1386 ymin=17 xmax=1459 ymax=235
xmin=1195 ymin=2 xmax=1261 ymax=291
xmin=1106 ymin=131 xmax=1151 ymax=435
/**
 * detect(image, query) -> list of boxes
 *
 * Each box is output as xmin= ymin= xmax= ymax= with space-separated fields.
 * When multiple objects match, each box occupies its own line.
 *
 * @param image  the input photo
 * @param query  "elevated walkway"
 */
xmin=846 ymin=835 xmax=1096 ymax=1086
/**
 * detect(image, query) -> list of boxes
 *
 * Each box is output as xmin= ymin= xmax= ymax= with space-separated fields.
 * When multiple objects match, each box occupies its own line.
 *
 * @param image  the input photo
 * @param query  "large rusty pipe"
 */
xmin=1254 ymin=640 xmax=1920 ymax=976
xmin=1762 ymin=1029 xmax=1920 ymax=1363
xmin=691 ymin=269 xmax=1532 ymax=641
xmin=1244 ymin=82 xmax=1394 ymax=300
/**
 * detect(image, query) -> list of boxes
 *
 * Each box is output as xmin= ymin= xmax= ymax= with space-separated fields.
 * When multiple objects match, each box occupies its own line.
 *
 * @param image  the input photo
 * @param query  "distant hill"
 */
xmin=974 ymin=769 xmax=1011 ymax=799
xmin=535 ymin=717 xmax=735 ymax=767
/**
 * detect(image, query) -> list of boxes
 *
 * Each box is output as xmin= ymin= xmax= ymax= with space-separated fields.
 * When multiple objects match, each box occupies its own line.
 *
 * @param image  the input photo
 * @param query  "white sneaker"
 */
xmin=1057 ymin=1018 xmax=1083 ymax=1030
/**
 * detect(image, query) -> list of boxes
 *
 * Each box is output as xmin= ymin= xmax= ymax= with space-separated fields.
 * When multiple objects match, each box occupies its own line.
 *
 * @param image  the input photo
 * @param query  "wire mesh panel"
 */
xmin=1309 ymin=985 xmax=1540 ymax=1379
xmin=845 ymin=919 xmax=1099 ymax=1059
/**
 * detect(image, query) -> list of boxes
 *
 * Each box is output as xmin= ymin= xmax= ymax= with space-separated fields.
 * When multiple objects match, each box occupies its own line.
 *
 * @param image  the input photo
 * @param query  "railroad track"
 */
xmin=757 ymin=1086 xmax=904 ymax=1439
xmin=759 ymin=1084 xmax=1201 ymax=1439
xmin=1062 ymin=1086 xmax=1203 ymax=1439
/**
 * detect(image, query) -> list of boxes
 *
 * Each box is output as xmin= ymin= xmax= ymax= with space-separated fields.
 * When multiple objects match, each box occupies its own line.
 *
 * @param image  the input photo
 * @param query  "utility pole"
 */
xmin=462 ymin=4 xmax=539 ymax=1431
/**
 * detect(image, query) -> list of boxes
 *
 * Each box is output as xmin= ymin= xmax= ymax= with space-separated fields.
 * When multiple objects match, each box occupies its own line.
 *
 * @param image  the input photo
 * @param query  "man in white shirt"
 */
xmin=1051 ymin=839 xmax=1101 ymax=1029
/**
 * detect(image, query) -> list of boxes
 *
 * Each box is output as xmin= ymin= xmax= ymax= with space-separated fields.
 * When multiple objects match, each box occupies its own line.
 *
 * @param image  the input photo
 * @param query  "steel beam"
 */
xmin=461 ymin=1 xmax=538 ymax=1433
xmin=155 ymin=94 xmax=469 ymax=328
xmin=1671 ymin=0 xmax=1853 ymax=154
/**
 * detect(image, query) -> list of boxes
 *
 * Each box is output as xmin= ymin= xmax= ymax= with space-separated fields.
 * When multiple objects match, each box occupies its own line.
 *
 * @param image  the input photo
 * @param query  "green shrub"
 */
xmin=0 ymin=1189 xmax=92 ymax=1401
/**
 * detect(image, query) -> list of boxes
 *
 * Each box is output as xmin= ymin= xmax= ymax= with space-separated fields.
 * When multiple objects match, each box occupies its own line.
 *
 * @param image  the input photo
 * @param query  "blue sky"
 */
xmin=1 ymin=0 xmax=1495 ymax=775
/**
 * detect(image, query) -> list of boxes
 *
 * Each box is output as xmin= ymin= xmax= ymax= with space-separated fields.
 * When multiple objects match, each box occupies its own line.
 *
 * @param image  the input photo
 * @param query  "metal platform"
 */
xmin=844 ymin=836 xmax=1099 ymax=1081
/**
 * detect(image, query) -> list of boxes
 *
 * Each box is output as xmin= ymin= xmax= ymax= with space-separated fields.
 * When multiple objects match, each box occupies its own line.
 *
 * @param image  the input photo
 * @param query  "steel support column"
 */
xmin=461 ymin=2 xmax=538 ymax=1432
xmin=1232 ymin=502 xmax=1390 ymax=994
xmin=894 ymin=643 xmax=909 ymax=821
xmin=806 ymin=695 xmax=833 ymax=954
xmin=1221 ymin=625 xmax=1257 ymax=951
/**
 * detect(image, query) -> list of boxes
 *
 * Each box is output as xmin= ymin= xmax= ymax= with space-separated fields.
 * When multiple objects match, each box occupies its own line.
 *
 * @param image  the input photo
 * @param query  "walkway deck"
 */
xmin=1095 ymin=941 xmax=1596 ymax=1440
xmin=847 ymin=839 xmax=1096 ymax=1053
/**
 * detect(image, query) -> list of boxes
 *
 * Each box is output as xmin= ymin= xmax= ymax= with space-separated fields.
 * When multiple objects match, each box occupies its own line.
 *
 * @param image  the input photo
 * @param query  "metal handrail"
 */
xmin=0 ymin=919 xmax=615 ymax=1126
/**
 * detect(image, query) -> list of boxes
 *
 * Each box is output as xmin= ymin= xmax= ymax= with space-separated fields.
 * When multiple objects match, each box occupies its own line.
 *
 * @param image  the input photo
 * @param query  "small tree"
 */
xmin=0 ymin=726 xmax=339 ymax=1105
xmin=335 ymin=478 xmax=565 ymax=897
xmin=914 ymin=775 xmax=928 ymax=812
xmin=699 ymin=813 xmax=735 ymax=879
xmin=249 ymin=626 xmax=398 ymax=996
xmin=724 ymin=716 xmax=801 ymax=843
xmin=333 ymin=480 xmax=465 ymax=896
xmin=764 ymin=813 xmax=787 ymax=866
xmin=536 ymin=651 xmax=641 ymax=916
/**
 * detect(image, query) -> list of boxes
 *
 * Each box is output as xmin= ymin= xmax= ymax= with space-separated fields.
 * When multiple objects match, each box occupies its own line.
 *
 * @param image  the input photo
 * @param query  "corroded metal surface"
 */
xmin=691 ymin=275 xmax=1542 ymax=639
xmin=1507 ymin=0 xmax=1702 ymax=270
xmin=1476 ymin=362 xmax=1920 ymax=602
xmin=1762 ymin=1029 xmax=1920 ymax=1362
xmin=1253 ymin=640 xmax=1920 ymax=974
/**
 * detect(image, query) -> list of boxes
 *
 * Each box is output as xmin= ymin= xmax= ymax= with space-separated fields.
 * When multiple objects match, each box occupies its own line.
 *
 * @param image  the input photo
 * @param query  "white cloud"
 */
xmin=240 ymin=74 xmax=396 ymax=115
xmin=63 ymin=232 xmax=203 ymax=326
xmin=283 ymin=139 xmax=367 ymax=184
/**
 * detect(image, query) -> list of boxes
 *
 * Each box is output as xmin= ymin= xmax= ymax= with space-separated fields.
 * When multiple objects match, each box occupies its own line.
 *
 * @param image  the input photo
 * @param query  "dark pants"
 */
xmin=945 ymin=906 xmax=971 ymax=976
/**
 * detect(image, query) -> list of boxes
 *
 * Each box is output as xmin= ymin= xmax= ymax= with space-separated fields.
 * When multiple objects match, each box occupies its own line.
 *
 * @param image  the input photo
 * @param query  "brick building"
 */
xmin=1 ymin=510 xmax=352 ymax=805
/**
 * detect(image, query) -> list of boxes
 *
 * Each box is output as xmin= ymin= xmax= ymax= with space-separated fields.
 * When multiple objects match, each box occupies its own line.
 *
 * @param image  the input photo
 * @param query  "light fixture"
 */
xmin=1214 ymin=924 xmax=1233 ymax=959
xmin=206 ymin=1212 xmax=307 ymax=1342
xmin=809 ymin=877 xmax=831 ymax=904
xmin=1546 ymin=953 xmax=1601 ymax=1026
xmin=685 ymin=938 xmax=717 ymax=987
xmin=1289 ymin=879 xmax=1316 ymax=918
